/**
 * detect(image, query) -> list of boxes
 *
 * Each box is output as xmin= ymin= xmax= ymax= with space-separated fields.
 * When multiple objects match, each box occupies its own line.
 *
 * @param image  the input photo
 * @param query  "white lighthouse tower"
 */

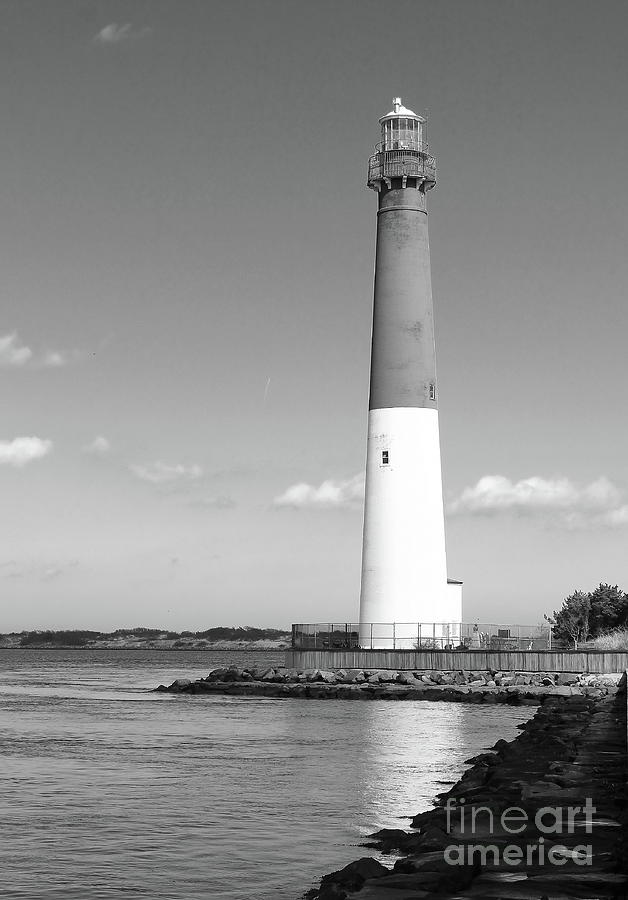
xmin=359 ymin=99 xmax=462 ymax=648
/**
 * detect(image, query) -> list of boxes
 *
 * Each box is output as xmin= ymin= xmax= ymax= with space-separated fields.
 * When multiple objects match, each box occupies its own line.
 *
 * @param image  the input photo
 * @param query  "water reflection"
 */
xmin=353 ymin=701 xmax=467 ymax=829
xmin=0 ymin=652 xmax=531 ymax=900
xmin=278 ymin=699 xmax=526 ymax=841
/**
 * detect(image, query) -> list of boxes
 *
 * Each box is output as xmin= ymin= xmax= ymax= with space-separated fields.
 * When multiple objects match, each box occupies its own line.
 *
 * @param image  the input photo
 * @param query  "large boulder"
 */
xmin=416 ymin=824 xmax=449 ymax=850
xmin=334 ymin=669 xmax=359 ymax=683
xmin=259 ymin=667 xmax=276 ymax=680
xmin=319 ymin=856 xmax=389 ymax=891
xmin=366 ymin=670 xmax=396 ymax=684
xmin=306 ymin=669 xmax=323 ymax=683
xmin=221 ymin=666 xmax=245 ymax=682
xmin=261 ymin=668 xmax=287 ymax=682
xmin=205 ymin=668 xmax=230 ymax=682
xmin=377 ymin=670 xmax=399 ymax=683
xmin=281 ymin=668 xmax=300 ymax=682
xmin=366 ymin=828 xmax=422 ymax=853
xmin=397 ymin=672 xmax=422 ymax=686
xmin=582 ymin=687 xmax=605 ymax=699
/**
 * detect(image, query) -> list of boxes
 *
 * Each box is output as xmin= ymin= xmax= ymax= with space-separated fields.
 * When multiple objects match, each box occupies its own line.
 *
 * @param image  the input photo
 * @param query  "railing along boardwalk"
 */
xmin=285 ymin=648 xmax=628 ymax=674
xmin=292 ymin=621 xmax=552 ymax=651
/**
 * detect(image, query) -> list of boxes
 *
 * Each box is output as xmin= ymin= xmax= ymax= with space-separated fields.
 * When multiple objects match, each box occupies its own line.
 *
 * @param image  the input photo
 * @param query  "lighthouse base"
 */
xmin=359 ymin=407 xmax=454 ymax=629
xmin=358 ymin=611 xmax=462 ymax=651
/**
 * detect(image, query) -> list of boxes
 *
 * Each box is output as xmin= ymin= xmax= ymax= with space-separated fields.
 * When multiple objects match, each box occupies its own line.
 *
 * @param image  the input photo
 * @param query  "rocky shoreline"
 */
xmin=304 ymin=680 xmax=628 ymax=899
xmin=154 ymin=665 xmax=621 ymax=703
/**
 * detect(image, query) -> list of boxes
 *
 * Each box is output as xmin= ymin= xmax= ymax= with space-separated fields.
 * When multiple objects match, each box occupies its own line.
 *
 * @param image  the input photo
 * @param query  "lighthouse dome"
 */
xmin=379 ymin=97 xmax=426 ymax=124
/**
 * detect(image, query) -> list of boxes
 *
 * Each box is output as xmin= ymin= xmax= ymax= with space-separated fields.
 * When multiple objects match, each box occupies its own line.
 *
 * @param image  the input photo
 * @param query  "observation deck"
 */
xmin=367 ymin=97 xmax=437 ymax=192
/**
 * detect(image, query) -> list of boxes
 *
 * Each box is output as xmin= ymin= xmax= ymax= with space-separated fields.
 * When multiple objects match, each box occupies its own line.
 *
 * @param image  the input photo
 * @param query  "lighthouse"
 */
xmin=359 ymin=99 xmax=462 ymax=648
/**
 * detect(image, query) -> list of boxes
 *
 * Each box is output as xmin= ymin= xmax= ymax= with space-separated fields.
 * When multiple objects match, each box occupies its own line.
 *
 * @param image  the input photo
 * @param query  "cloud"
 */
xmin=0 ymin=559 xmax=78 ymax=581
xmin=130 ymin=461 xmax=203 ymax=485
xmin=94 ymin=23 xmax=151 ymax=44
xmin=41 ymin=351 xmax=66 ymax=368
xmin=0 ymin=560 xmax=21 ymax=579
xmin=129 ymin=460 xmax=238 ymax=507
xmin=84 ymin=435 xmax=111 ymax=455
xmin=0 ymin=333 xmax=79 ymax=369
xmin=274 ymin=472 xmax=365 ymax=510
xmin=0 ymin=333 xmax=33 ymax=366
xmin=0 ymin=437 xmax=52 ymax=467
xmin=603 ymin=505 xmax=628 ymax=527
xmin=36 ymin=348 xmax=84 ymax=368
xmin=448 ymin=474 xmax=628 ymax=528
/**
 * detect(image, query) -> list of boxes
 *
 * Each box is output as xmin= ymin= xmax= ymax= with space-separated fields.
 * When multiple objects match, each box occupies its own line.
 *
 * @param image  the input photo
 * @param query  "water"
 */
xmin=0 ymin=649 xmax=531 ymax=900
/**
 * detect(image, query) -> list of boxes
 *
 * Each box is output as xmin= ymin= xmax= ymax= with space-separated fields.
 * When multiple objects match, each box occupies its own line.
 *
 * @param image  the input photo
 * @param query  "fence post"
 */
xmin=370 ymin=622 xmax=373 ymax=651
xmin=393 ymin=622 xmax=396 ymax=650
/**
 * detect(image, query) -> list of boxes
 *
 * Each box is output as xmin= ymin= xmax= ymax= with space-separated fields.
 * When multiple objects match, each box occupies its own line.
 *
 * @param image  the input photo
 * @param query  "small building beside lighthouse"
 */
xmin=358 ymin=98 xmax=462 ymax=647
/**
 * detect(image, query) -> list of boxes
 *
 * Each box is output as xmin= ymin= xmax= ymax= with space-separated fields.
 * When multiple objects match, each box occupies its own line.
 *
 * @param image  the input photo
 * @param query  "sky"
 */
xmin=2 ymin=0 xmax=628 ymax=631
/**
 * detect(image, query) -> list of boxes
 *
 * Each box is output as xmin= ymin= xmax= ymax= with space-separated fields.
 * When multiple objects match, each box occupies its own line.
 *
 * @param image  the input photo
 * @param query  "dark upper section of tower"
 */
xmin=367 ymin=98 xmax=436 ymax=192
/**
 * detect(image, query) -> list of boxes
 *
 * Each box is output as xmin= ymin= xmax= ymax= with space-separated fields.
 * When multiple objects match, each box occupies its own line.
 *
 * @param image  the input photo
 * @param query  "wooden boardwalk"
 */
xmin=286 ymin=648 xmax=628 ymax=674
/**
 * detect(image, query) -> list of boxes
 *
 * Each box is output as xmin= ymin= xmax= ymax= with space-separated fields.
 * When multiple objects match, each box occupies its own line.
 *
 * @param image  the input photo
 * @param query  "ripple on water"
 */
xmin=0 ymin=649 xmax=532 ymax=900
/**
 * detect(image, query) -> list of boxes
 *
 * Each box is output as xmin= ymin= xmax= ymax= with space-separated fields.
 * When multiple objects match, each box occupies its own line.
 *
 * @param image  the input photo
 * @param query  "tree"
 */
xmin=588 ymin=583 xmax=628 ymax=635
xmin=546 ymin=591 xmax=591 ymax=649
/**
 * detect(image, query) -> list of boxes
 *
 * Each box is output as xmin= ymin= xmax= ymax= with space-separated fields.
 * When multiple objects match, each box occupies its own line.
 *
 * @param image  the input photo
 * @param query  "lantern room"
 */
xmin=367 ymin=97 xmax=436 ymax=192
xmin=379 ymin=97 xmax=426 ymax=152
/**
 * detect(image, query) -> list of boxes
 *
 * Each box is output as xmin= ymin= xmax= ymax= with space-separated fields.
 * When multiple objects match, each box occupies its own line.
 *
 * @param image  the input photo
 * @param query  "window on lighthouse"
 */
xmin=429 ymin=383 xmax=436 ymax=401
xmin=381 ymin=450 xmax=389 ymax=465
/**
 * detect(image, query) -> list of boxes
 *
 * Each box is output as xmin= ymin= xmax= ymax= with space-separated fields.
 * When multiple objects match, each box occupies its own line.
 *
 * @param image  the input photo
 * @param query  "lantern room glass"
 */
xmin=382 ymin=117 xmax=425 ymax=151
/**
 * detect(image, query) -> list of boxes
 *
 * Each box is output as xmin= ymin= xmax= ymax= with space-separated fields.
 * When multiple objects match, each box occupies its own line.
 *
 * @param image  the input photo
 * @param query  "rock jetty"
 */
xmin=304 ymin=681 xmax=628 ymax=898
xmin=154 ymin=665 xmax=621 ymax=703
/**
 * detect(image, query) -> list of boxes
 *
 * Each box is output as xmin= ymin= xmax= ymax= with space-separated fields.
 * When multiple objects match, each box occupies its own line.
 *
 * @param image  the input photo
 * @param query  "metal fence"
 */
xmin=291 ymin=622 xmax=552 ymax=651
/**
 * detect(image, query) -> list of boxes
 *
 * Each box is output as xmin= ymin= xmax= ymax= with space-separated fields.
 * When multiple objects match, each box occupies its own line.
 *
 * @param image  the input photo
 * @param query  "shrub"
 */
xmin=547 ymin=583 xmax=628 ymax=648
xmin=19 ymin=630 xmax=100 ymax=647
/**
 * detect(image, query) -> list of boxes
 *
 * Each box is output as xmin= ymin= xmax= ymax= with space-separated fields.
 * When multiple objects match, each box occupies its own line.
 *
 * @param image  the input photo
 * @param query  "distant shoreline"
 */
xmin=0 ymin=629 xmax=290 ymax=652
xmin=0 ymin=644 xmax=288 ymax=651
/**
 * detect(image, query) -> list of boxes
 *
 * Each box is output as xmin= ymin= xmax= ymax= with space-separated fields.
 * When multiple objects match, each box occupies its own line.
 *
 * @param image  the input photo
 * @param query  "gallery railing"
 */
xmin=367 ymin=149 xmax=437 ymax=186
xmin=291 ymin=622 xmax=552 ymax=651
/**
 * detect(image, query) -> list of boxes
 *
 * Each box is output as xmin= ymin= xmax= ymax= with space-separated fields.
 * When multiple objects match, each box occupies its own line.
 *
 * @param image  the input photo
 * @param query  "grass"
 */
xmin=590 ymin=629 xmax=628 ymax=651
